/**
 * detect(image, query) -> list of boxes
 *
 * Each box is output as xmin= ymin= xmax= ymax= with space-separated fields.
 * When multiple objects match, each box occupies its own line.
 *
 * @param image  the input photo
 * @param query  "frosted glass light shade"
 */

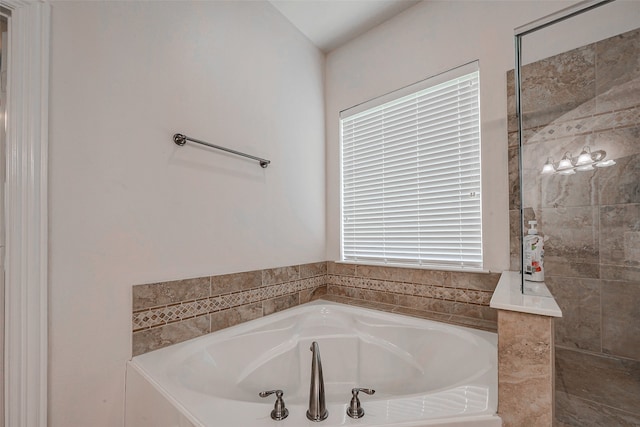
xmin=576 ymin=164 xmax=594 ymax=171
xmin=575 ymin=147 xmax=593 ymax=166
xmin=557 ymin=156 xmax=573 ymax=170
xmin=541 ymin=158 xmax=556 ymax=174
xmin=595 ymin=159 xmax=616 ymax=167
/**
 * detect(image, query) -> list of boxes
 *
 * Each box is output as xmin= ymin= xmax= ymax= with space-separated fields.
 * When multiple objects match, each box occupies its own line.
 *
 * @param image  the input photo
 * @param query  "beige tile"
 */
xmin=326 ymin=262 xmax=356 ymax=276
xmin=211 ymin=270 xmax=261 ymax=296
xmin=509 ymin=209 xmax=521 ymax=270
xmin=451 ymin=302 xmax=497 ymax=322
xmin=133 ymin=277 xmax=210 ymax=311
xmin=556 ymin=348 xmax=640 ymax=414
xmin=508 ymin=146 xmax=520 ymax=210
xmin=556 ymin=390 xmax=640 ymax=427
xmin=544 ymin=260 xmax=600 ymax=280
xmin=299 ymin=285 xmax=326 ymax=303
xmin=541 ymin=162 xmax=599 ymax=209
xmin=601 ymin=280 xmax=640 ymax=360
xmin=446 ymin=315 xmax=497 ymax=333
xmin=263 ymin=294 xmax=299 ymax=316
xmin=595 ymin=27 xmax=640 ymax=113
xmin=326 ymin=284 xmax=348 ymax=297
xmin=540 ymin=206 xmax=599 ymax=264
xmin=600 ymin=204 xmax=640 ymax=267
xmin=355 ymin=264 xmax=409 ymax=281
xmin=431 ymin=286 xmax=457 ymax=301
xmin=527 ymin=45 xmax=596 ymax=130
xmin=499 ymin=378 xmax=553 ymax=427
xmin=355 ymin=300 xmax=397 ymax=313
xmin=262 ymin=265 xmax=299 ymax=286
xmin=454 ymin=288 xmax=492 ymax=305
xmin=450 ymin=271 xmax=500 ymax=292
xmin=299 ymin=262 xmax=327 ymax=278
xmin=593 ymin=125 xmax=640 ymax=164
xmin=391 ymin=306 xmax=452 ymax=323
xmin=132 ymin=315 xmax=210 ymax=356
xmin=546 ymin=277 xmax=601 ymax=352
xmin=409 ymin=268 xmax=450 ymax=287
xmin=210 ymin=303 xmax=263 ymax=332
xmin=396 ymin=294 xmax=454 ymax=314
xmin=598 ymin=152 xmax=640 ymax=206
xmin=498 ymin=310 xmax=554 ymax=427
xmin=506 ymin=69 xmax=516 ymax=133
xmin=413 ymin=283 xmax=437 ymax=298
xmin=600 ymin=264 xmax=640 ymax=282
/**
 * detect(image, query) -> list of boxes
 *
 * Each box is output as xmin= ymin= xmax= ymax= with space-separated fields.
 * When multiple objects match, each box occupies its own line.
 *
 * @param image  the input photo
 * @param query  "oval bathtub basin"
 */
xmin=127 ymin=300 xmax=500 ymax=427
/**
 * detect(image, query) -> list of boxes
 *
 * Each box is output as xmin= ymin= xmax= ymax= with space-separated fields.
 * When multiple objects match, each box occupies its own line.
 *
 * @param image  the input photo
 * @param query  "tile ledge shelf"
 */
xmin=490 ymin=271 xmax=562 ymax=317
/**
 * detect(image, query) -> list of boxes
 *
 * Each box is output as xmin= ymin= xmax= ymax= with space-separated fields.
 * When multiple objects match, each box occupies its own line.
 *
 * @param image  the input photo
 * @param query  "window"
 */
xmin=340 ymin=62 xmax=482 ymax=269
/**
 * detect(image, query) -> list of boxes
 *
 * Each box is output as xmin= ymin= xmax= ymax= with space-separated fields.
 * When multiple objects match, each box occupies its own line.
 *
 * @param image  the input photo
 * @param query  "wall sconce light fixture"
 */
xmin=540 ymin=146 xmax=615 ymax=175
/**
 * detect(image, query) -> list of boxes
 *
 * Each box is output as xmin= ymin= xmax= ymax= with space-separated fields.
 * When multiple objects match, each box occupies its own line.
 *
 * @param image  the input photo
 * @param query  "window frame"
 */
xmin=339 ymin=61 xmax=483 ymax=271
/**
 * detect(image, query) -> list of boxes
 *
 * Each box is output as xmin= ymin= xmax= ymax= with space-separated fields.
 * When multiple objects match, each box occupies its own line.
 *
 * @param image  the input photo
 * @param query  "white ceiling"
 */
xmin=269 ymin=0 xmax=421 ymax=53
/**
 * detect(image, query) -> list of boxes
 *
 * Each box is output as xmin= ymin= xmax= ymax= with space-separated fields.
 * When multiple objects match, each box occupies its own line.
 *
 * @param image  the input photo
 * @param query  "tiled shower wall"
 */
xmin=132 ymin=262 xmax=500 ymax=356
xmin=508 ymin=28 xmax=640 ymax=426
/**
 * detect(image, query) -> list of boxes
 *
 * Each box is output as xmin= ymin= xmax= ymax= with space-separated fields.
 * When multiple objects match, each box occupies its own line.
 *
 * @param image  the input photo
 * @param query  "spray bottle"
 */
xmin=524 ymin=220 xmax=544 ymax=282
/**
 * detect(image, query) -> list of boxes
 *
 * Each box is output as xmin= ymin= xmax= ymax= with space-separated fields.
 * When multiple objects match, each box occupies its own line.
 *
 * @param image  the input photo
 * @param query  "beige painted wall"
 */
xmin=324 ymin=0 xmax=640 ymax=271
xmin=48 ymin=2 xmax=325 ymax=425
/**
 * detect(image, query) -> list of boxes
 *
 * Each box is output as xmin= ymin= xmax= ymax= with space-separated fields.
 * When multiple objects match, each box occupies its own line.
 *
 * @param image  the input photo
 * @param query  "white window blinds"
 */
xmin=340 ymin=63 xmax=482 ymax=269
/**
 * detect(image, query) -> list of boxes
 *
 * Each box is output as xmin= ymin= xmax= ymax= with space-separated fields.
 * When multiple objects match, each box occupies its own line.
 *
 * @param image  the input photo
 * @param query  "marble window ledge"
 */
xmin=490 ymin=271 xmax=562 ymax=317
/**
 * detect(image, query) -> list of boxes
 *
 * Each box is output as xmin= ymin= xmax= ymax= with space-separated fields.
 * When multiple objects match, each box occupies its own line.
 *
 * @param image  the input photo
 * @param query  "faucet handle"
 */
xmin=346 ymin=387 xmax=376 ymax=419
xmin=259 ymin=389 xmax=289 ymax=421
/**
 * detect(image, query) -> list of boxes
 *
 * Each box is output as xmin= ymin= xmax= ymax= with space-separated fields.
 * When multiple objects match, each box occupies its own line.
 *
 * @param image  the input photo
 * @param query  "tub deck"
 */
xmin=126 ymin=300 xmax=501 ymax=427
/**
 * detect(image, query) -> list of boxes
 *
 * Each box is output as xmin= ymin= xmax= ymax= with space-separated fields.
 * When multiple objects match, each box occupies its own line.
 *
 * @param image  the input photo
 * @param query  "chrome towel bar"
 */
xmin=173 ymin=133 xmax=271 ymax=168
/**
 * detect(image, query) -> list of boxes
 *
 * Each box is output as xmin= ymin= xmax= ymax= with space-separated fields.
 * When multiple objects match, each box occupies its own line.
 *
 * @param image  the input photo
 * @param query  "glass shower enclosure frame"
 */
xmin=513 ymin=0 xmax=615 ymax=294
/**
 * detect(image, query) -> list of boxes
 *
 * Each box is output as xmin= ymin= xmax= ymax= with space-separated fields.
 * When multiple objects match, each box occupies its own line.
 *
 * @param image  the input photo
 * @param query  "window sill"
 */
xmin=334 ymin=259 xmax=491 ymax=274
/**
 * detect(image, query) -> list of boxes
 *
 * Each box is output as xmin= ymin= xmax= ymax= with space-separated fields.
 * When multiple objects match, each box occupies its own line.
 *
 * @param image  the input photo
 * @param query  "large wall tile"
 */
xmin=211 ymin=270 xmax=261 ymax=295
xmin=544 ymin=259 xmax=599 ymax=279
xmin=556 ymin=348 xmax=640 ymax=414
xmin=210 ymin=303 xmax=263 ymax=332
xmin=263 ymin=294 xmax=299 ymax=316
xmin=520 ymin=45 xmax=596 ymax=131
xmin=132 ymin=315 xmax=210 ymax=357
xmin=595 ymin=28 xmax=640 ymax=113
xmin=540 ymin=206 xmax=599 ymax=264
xmin=508 ymin=146 xmax=520 ymax=210
xmin=509 ymin=210 xmax=521 ymax=271
xmin=601 ymin=280 xmax=640 ymax=361
xmin=326 ymin=261 xmax=356 ymax=276
xmin=133 ymin=277 xmax=210 ymax=311
xmin=300 ymin=261 xmax=327 ymax=278
xmin=262 ymin=265 xmax=299 ymax=286
xmin=300 ymin=284 xmax=327 ymax=303
xmin=541 ymin=167 xmax=598 ymax=209
xmin=601 ymin=264 xmax=640 ymax=282
xmin=556 ymin=391 xmax=640 ymax=427
xmin=598 ymin=152 xmax=640 ymax=206
xmin=600 ymin=203 xmax=640 ymax=267
xmin=546 ymin=277 xmax=601 ymax=352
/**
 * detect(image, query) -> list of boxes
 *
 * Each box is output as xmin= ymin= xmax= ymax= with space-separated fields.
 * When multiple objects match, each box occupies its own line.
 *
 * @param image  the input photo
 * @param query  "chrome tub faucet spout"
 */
xmin=306 ymin=341 xmax=328 ymax=422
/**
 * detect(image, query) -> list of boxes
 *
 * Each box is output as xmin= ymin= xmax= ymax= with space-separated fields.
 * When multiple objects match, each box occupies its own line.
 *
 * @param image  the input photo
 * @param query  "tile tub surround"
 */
xmin=132 ymin=262 xmax=328 ymax=356
xmin=326 ymin=262 xmax=500 ymax=332
xmin=507 ymin=28 xmax=640 ymax=426
xmin=132 ymin=262 xmax=501 ymax=356
xmin=498 ymin=310 xmax=555 ymax=427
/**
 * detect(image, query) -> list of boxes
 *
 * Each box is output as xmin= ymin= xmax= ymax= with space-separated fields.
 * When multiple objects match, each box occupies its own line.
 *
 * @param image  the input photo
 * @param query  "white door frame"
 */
xmin=2 ymin=1 xmax=49 ymax=426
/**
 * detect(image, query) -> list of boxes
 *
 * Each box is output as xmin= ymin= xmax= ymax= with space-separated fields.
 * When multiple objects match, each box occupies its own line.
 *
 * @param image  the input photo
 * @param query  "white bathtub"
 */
xmin=126 ymin=301 xmax=500 ymax=427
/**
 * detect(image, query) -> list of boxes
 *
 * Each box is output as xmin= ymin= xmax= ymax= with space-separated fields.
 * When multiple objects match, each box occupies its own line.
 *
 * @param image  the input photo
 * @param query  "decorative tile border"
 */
xmin=326 ymin=274 xmax=493 ymax=305
xmin=132 ymin=276 xmax=324 ymax=332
